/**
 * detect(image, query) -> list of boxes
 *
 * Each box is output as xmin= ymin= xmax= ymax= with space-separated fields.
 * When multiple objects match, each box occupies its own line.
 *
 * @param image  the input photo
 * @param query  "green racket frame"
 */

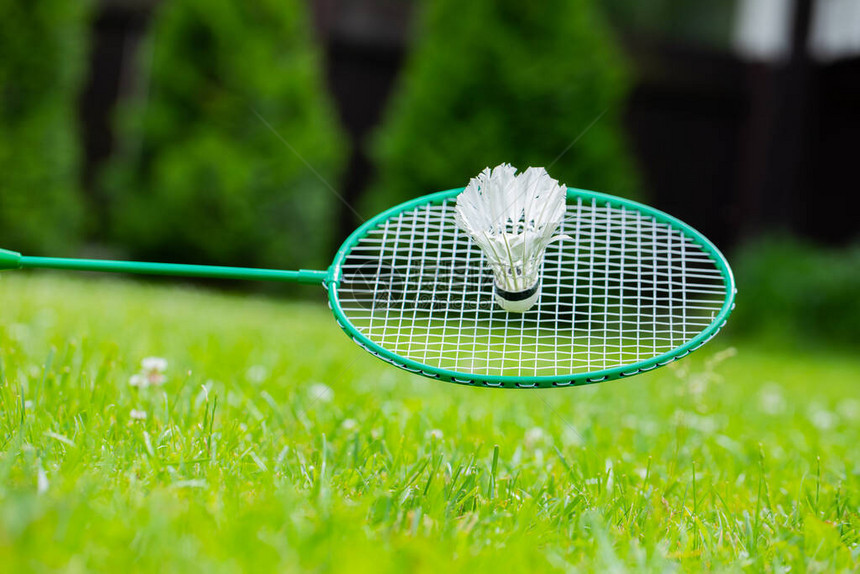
xmin=328 ymin=187 xmax=735 ymax=388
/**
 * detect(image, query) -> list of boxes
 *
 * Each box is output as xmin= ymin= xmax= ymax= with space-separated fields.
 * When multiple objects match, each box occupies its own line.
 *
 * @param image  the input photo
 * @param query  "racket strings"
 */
xmin=337 ymin=197 xmax=727 ymax=378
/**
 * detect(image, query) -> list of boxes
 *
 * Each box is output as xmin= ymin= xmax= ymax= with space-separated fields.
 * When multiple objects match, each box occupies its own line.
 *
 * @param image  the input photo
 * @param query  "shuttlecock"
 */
xmin=455 ymin=164 xmax=568 ymax=312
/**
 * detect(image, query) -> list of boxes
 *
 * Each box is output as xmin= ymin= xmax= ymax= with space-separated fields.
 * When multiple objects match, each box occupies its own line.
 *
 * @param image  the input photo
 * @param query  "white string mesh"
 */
xmin=337 ymin=197 xmax=728 ymax=378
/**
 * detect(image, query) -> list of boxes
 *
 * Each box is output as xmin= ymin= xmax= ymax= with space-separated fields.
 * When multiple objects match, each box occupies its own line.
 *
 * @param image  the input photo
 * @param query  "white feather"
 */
xmin=455 ymin=164 xmax=568 ymax=311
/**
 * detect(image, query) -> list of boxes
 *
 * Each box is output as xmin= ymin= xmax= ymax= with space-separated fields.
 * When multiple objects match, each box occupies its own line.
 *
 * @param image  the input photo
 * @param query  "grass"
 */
xmin=1 ymin=273 xmax=858 ymax=572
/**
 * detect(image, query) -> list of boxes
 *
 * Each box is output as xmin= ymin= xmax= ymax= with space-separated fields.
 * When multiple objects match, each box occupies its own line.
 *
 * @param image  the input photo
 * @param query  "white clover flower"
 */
xmin=130 ymin=409 xmax=147 ymax=421
xmin=808 ymin=405 xmax=837 ymax=430
xmin=428 ymin=429 xmax=444 ymax=440
xmin=758 ymin=383 xmax=786 ymax=415
xmin=129 ymin=374 xmax=147 ymax=388
xmin=308 ymin=383 xmax=334 ymax=403
xmin=246 ymin=365 xmax=268 ymax=384
xmin=142 ymin=357 xmax=167 ymax=372
xmin=341 ymin=418 xmax=358 ymax=431
xmin=141 ymin=357 xmax=168 ymax=386
xmin=524 ymin=427 xmax=545 ymax=448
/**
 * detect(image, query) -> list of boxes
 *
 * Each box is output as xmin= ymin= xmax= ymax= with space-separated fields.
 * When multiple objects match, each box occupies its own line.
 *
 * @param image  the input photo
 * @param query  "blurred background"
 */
xmin=1 ymin=0 xmax=858 ymax=348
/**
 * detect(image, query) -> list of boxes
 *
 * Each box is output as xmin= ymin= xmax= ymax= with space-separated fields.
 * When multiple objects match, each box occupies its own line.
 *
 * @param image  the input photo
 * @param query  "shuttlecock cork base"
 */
xmin=455 ymin=164 xmax=569 ymax=313
xmin=494 ymin=278 xmax=542 ymax=313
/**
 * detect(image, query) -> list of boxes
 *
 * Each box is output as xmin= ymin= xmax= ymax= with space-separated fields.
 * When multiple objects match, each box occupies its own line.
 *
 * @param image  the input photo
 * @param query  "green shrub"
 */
xmin=0 ymin=1 xmax=91 ymax=255
xmin=731 ymin=236 xmax=860 ymax=347
xmin=366 ymin=0 xmax=639 ymax=215
xmin=104 ymin=0 xmax=346 ymax=271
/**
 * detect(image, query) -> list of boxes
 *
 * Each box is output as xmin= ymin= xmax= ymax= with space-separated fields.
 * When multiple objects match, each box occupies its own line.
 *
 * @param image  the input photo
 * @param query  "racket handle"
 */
xmin=1 ymin=248 xmax=326 ymax=284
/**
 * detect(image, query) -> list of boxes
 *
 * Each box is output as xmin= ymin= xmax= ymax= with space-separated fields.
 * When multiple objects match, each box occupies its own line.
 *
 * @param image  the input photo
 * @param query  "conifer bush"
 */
xmin=0 ymin=1 xmax=91 ymax=255
xmin=367 ymin=0 xmax=639 ymax=215
xmin=104 ymin=0 xmax=346 ymax=270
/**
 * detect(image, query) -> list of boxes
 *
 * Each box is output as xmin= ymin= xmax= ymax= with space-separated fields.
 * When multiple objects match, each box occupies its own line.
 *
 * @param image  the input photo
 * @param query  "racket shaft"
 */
xmin=14 ymin=255 xmax=326 ymax=284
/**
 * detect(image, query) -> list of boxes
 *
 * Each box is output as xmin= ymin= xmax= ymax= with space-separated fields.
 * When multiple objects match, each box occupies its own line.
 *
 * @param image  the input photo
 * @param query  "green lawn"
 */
xmin=1 ymin=274 xmax=858 ymax=572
